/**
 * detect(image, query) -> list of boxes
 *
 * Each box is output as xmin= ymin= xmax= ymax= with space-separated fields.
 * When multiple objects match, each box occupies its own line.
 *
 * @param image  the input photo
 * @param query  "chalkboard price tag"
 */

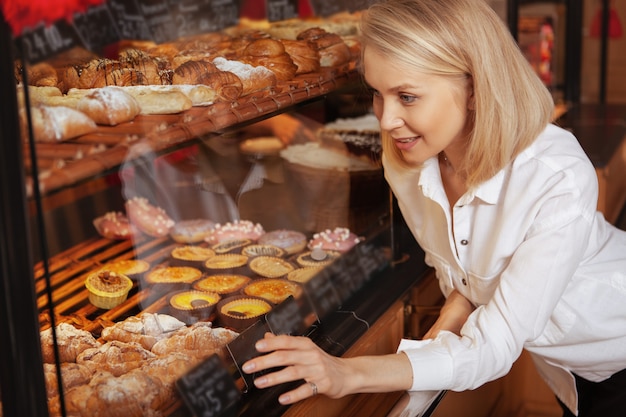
xmin=203 ymin=0 xmax=240 ymax=32
xmin=226 ymin=320 xmax=272 ymax=392
xmin=72 ymin=4 xmax=121 ymax=53
xmin=16 ymin=20 xmax=84 ymax=64
xmin=266 ymin=295 xmax=314 ymax=336
xmin=266 ymin=0 xmax=299 ymax=22
xmin=107 ymin=0 xmax=152 ymax=40
xmin=176 ymin=354 xmax=241 ymax=417
xmin=302 ymin=271 xmax=341 ymax=321
xmin=136 ymin=0 xmax=178 ymax=43
xmin=308 ymin=0 xmax=347 ymax=17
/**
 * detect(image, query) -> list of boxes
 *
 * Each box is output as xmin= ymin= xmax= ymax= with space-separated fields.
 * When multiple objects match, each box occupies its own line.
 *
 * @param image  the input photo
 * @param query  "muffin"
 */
xmin=85 ymin=270 xmax=133 ymax=309
xmin=168 ymin=290 xmax=221 ymax=324
xmin=193 ymin=274 xmax=251 ymax=295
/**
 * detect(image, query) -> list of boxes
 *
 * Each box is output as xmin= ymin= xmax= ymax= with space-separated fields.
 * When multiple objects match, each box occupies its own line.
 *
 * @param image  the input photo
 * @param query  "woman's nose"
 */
xmin=376 ymin=102 xmax=404 ymax=131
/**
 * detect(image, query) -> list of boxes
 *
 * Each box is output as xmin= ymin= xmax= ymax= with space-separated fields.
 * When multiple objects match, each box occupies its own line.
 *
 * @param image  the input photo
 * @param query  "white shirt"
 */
xmin=388 ymin=124 xmax=626 ymax=414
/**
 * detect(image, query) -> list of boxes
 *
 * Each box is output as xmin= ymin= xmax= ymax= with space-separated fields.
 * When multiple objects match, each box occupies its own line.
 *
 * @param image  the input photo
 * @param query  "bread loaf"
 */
xmin=76 ymin=86 xmax=141 ymax=125
xmin=22 ymin=105 xmax=97 ymax=143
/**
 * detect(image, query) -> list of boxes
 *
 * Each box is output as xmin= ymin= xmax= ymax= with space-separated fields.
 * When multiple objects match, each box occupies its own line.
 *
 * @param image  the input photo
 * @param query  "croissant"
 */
xmin=280 ymin=39 xmax=321 ymax=74
xmin=240 ymin=39 xmax=298 ymax=81
xmin=76 ymin=340 xmax=156 ymax=377
xmin=213 ymin=57 xmax=277 ymax=96
xmin=297 ymin=27 xmax=352 ymax=67
xmin=40 ymin=322 xmax=101 ymax=363
xmin=173 ymin=60 xmax=243 ymax=101
xmin=15 ymin=61 xmax=59 ymax=87
xmin=118 ymin=49 xmax=171 ymax=85
xmin=151 ymin=322 xmax=238 ymax=359
xmin=100 ymin=313 xmax=186 ymax=350
xmin=44 ymin=362 xmax=94 ymax=398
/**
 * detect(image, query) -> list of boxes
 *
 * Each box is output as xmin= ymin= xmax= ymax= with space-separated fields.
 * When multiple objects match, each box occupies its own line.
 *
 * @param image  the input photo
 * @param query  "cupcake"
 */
xmin=168 ymin=290 xmax=220 ymax=324
xmin=85 ymin=270 xmax=133 ymax=309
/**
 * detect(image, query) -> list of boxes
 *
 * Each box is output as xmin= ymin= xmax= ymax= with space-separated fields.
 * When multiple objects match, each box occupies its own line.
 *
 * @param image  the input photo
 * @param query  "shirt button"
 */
xmin=462 ymin=278 xmax=468 ymax=286
xmin=460 ymin=239 xmax=469 ymax=245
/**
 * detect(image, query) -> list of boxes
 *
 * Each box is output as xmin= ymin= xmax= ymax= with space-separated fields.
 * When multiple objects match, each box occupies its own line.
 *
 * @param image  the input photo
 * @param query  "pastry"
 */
xmin=170 ymin=245 xmax=216 ymax=267
xmin=95 ymin=259 xmax=150 ymax=280
xmin=297 ymin=27 xmax=352 ymax=67
xmin=84 ymin=270 xmax=134 ymax=310
xmin=249 ymin=256 xmax=295 ymax=278
xmin=100 ymin=313 xmax=186 ymax=350
xmin=211 ymin=238 xmax=251 ymax=254
xmin=243 ymin=279 xmax=302 ymax=304
xmin=287 ymin=266 xmax=323 ymax=283
xmin=76 ymin=86 xmax=141 ymax=125
xmin=168 ymin=290 xmax=221 ymax=324
xmin=145 ymin=266 xmax=203 ymax=285
xmin=212 ymin=56 xmax=276 ymax=96
xmin=93 ymin=211 xmax=137 ymax=240
xmin=44 ymin=362 xmax=93 ymax=398
xmin=125 ymin=197 xmax=175 ymax=238
xmin=193 ymin=274 xmax=251 ymax=295
xmin=258 ymin=229 xmax=307 ymax=254
xmin=218 ymin=296 xmax=272 ymax=331
xmin=240 ymin=38 xmax=298 ymax=81
xmin=151 ymin=321 xmax=238 ymax=359
xmin=280 ymin=39 xmax=321 ymax=74
xmin=205 ymin=220 xmax=265 ymax=245
xmin=40 ymin=322 xmax=100 ymax=364
xmin=169 ymin=218 xmax=216 ymax=243
xmin=296 ymin=249 xmax=341 ymax=267
xmin=172 ymin=60 xmax=243 ymax=101
xmin=20 ymin=104 xmax=97 ymax=142
xmin=76 ymin=340 xmax=156 ymax=377
xmin=239 ymin=136 xmax=285 ymax=157
xmin=242 ymin=244 xmax=285 ymax=258
xmin=308 ymin=227 xmax=361 ymax=252
xmin=204 ymin=254 xmax=249 ymax=272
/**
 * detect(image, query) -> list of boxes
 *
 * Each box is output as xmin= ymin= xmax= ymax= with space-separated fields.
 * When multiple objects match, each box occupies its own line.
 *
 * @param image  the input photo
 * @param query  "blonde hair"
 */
xmin=360 ymin=0 xmax=554 ymax=187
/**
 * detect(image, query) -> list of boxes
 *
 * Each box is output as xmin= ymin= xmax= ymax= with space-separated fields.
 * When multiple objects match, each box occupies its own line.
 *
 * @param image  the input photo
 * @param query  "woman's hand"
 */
xmin=241 ymin=332 xmax=414 ymax=405
xmin=423 ymin=289 xmax=475 ymax=340
xmin=242 ymin=332 xmax=349 ymax=404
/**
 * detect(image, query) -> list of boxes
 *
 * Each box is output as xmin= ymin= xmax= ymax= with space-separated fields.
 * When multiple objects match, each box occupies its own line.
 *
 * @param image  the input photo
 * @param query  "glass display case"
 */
xmin=0 ymin=3 xmax=431 ymax=417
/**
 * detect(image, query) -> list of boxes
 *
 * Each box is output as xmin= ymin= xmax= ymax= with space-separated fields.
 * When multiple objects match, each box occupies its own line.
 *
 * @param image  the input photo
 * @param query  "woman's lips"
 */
xmin=393 ymin=136 xmax=420 ymax=150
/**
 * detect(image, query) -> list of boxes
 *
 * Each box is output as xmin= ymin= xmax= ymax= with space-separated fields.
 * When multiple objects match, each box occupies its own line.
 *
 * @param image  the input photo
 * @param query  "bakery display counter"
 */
xmin=22 ymin=66 xmax=361 ymax=199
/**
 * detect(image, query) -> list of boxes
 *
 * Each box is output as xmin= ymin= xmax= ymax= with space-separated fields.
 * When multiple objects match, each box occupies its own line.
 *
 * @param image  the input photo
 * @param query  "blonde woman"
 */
xmin=242 ymin=1 xmax=626 ymax=416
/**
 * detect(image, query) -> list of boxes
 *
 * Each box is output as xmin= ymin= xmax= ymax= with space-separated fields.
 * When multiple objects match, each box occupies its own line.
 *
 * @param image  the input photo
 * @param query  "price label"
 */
xmin=170 ymin=0 xmax=204 ymax=38
xmin=302 ymin=271 xmax=341 ymax=320
xmin=266 ymin=0 xmax=299 ymax=22
xmin=176 ymin=354 xmax=241 ymax=417
xmin=72 ymin=4 xmax=121 ymax=53
xmin=202 ymin=0 xmax=240 ymax=32
xmin=107 ymin=0 xmax=152 ymax=40
xmin=266 ymin=295 xmax=314 ymax=336
xmin=226 ymin=320 xmax=272 ymax=393
xmin=308 ymin=0 xmax=347 ymax=17
xmin=136 ymin=0 xmax=178 ymax=43
xmin=16 ymin=20 xmax=84 ymax=64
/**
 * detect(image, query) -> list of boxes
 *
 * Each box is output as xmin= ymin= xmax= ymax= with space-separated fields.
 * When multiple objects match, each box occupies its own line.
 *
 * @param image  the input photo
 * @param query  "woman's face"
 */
xmin=363 ymin=48 xmax=472 ymax=165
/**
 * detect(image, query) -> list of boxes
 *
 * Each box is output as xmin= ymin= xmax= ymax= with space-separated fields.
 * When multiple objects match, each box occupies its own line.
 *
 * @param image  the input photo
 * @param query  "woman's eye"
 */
xmin=399 ymin=94 xmax=416 ymax=103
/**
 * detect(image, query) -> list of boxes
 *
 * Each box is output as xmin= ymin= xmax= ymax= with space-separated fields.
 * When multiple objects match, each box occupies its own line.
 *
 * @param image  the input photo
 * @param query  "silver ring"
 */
xmin=309 ymin=381 xmax=318 ymax=396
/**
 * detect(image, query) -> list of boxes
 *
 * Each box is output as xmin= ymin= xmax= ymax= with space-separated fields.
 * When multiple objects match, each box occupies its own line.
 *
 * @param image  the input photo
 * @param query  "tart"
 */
xmin=242 ymin=244 xmax=285 ymax=258
xmin=204 ymin=254 xmax=249 ymax=271
xmin=85 ymin=270 xmax=133 ymax=309
xmin=96 ymin=259 xmax=150 ymax=280
xmin=243 ymin=279 xmax=302 ymax=304
xmin=218 ymin=296 xmax=272 ymax=331
xmin=296 ymin=249 xmax=341 ymax=267
xmin=193 ymin=274 xmax=251 ymax=295
xmin=170 ymin=245 xmax=216 ymax=267
xmin=287 ymin=267 xmax=323 ymax=283
xmin=249 ymin=256 xmax=294 ymax=278
xmin=168 ymin=290 xmax=220 ymax=324
xmin=211 ymin=238 xmax=251 ymax=254
xmin=145 ymin=266 xmax=203 ymax=285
